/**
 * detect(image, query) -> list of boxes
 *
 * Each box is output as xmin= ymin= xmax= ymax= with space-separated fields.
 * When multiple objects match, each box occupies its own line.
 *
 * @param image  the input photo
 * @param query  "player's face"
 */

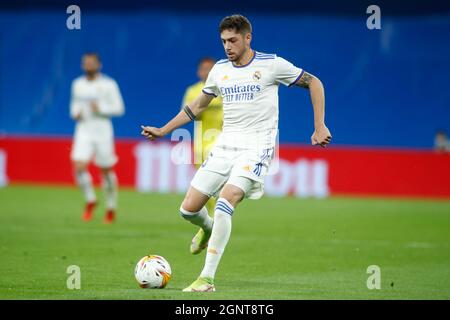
xmin=82 ymin=55 xmax=101 ymax=77
xmin=221 ymin=29 xmax=251 ymax=62
xmin=197 ymin=60 xmax=215 ymax=82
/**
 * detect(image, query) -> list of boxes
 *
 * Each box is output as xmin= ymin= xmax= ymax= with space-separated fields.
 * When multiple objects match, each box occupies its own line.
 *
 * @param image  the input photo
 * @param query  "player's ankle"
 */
xmin=199 ymin=275 xmax=214 ymax=283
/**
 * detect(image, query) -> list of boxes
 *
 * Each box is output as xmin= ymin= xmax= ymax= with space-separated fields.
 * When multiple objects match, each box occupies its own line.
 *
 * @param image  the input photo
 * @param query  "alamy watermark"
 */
xmin=167 ymin=121 xmax=281 ymax=175
xmin=366 ymin=5 xmax=381 ymax=30
xmin=66 ymin=5 xmax=81 ymax=30
xmin=66 ymin=265 xmax=81 ymax=289
xmin=366 ymin=265 xmax=381 ymax=289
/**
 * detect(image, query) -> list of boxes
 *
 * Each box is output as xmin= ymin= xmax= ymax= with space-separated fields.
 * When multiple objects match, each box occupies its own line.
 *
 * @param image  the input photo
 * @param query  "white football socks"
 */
xmin=200 ymin=198 xmax=234 ymax=279
xmin=180 ymin=206 xmax=213 ymax=232
xmin=76 ymin=170 xmax=96 ymax=203
xmin=102 ymin=171 xmax=118 ymax=210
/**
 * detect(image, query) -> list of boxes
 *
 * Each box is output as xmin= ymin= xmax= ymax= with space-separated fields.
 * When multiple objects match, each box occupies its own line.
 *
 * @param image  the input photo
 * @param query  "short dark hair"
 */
xmin=219 ymin=14 xmax=252 ymax=35
xmin=83 ymin=52 xmax=101 ymax=62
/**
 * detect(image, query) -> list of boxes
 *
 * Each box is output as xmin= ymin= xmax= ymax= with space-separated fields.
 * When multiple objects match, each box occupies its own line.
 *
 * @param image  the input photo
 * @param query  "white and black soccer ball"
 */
xmin=134 ymin=255 xmax=172 ymax=289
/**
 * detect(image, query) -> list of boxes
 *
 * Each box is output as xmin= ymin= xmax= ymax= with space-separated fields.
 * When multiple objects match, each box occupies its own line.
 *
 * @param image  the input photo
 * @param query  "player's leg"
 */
xmin=190 ymin=150 xmax=218 ymax=252
xmin=94 ymin=134 xmax=119 ymax=223
xmin=184 ymin=148 xmax=274 ymax=292
xmin=185 ymin=197 xmax=217 ymax=255
xmin=100 ymin=166 xmax=118 ymax=224
xmin=180 ymin=186 xmax=213 ymax=254
xmin=180 ymin=186 xmax=211 ymax=225
xmin=71 ymin=133 xmax=96 ymax=221
xmin=183 ymin=178 xmax=253 ymax=292
xmin=197 ymin=136 xmax=218 ymax=223
xmin=73 ymin=160 xmax=97 ymax=221
xmin=185 ymin=160 xmax=230 ymax=255
xmin=188 ymin=167 xmax=215 ymax=232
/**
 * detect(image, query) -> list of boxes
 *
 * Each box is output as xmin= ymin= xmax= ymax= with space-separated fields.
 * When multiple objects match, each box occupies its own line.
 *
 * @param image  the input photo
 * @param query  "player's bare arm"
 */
xmin=141 ymin=92 xmax=214 ymax=140
xmin=295 ymin=71 xmax=332 ymax=148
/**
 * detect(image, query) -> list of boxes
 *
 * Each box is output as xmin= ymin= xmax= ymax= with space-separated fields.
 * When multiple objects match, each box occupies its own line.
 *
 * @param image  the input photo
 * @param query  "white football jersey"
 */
xmin=202 ymin=51 xmax=303 ymax=149
xmin=70 ymin=73 xmax=125 ymax=136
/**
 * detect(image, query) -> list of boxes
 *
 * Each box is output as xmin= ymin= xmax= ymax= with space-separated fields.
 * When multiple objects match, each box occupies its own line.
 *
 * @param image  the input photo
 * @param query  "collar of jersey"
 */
xmin=232 ymin=50 xmax=256 ymax=68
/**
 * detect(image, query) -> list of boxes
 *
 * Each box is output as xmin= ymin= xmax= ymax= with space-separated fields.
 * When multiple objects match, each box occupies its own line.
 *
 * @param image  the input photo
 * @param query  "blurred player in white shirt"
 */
xmin=70 ymin=53 xmax=125 ymax=223
xmin=141 ymin=15 xmax=331 ymax=291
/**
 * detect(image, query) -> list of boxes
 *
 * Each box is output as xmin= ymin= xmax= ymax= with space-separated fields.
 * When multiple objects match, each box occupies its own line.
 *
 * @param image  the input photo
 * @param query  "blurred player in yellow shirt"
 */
xmin=182 ymin=57 xmax=223 ymax=215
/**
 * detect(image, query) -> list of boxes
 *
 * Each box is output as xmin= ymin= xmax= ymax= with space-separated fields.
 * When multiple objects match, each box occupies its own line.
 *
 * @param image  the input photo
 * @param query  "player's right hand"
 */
xmin=140 ymin=125 xmax=164 ymax=141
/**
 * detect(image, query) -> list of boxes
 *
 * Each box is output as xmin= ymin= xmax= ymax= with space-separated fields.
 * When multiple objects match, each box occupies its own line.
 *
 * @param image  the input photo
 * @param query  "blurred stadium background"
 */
xmin=0 ymin=0 xmax=449 ymax=299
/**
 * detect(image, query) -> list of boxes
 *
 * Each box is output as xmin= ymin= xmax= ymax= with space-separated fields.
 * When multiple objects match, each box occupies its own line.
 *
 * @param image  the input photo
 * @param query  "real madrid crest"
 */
xmin=253 ymin=70 xmax=261 ymax=81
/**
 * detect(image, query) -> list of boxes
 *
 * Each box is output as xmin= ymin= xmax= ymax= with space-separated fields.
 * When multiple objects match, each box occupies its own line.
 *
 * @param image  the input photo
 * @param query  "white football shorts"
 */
xmin=71 ymin=127 xmax=118 ymax=168
xmin=190 ymin=144 xmax=275 ymax=199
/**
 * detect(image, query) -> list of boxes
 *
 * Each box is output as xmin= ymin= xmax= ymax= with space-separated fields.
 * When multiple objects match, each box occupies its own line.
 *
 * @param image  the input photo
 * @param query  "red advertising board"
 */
xmin=0 ymin=136 xmax=449 ymax=198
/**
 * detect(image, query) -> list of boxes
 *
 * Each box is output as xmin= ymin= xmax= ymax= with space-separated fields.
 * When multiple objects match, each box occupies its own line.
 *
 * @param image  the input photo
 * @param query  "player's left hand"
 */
xmin=140 ymin=125 xmax=164 ymax=141
xmin=311 ymin=125 xmax=332 ymax=148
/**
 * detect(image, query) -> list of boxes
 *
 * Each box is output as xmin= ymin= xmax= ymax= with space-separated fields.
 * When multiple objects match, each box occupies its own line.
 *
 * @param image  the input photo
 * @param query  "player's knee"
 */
xmin=74 ymin=161 xmax=88 ymax=172
xmin=100 ymin=167 xmax=114 ymax=175
xmin=219 ymin=184 xmax=245 ymax=207
xmin=180 ymin=191 xmax=198 ymax=212
xmin=180 ymin=197 xmax=202 ymax=213
xmin=181 ymin=186 xmax=209 ymax=213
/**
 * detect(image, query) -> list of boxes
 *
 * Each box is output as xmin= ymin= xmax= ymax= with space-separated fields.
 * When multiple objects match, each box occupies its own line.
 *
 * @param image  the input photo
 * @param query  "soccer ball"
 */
xmin=134 ymin=255 xmax=172 ymax=289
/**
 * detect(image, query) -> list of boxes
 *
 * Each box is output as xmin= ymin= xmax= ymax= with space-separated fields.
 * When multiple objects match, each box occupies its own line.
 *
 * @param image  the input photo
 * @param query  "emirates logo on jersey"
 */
xmin=253 ymin=71 xmax=261 ymax=81
xmin=219 ymin=84 xmax=261 ymax=103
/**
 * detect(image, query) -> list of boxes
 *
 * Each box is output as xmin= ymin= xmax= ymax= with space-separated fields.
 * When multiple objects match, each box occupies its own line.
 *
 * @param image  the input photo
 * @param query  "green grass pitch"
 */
xmin=0 ymin=184 xmax=449 ymax=299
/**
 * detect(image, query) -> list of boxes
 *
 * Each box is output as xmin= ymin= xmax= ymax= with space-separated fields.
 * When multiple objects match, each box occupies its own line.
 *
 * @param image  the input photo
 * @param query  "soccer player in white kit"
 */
xmin=141 ymin=15 xmax=331 ymax=292
xmin=70 ymin=53 xmax=125 ymax=223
